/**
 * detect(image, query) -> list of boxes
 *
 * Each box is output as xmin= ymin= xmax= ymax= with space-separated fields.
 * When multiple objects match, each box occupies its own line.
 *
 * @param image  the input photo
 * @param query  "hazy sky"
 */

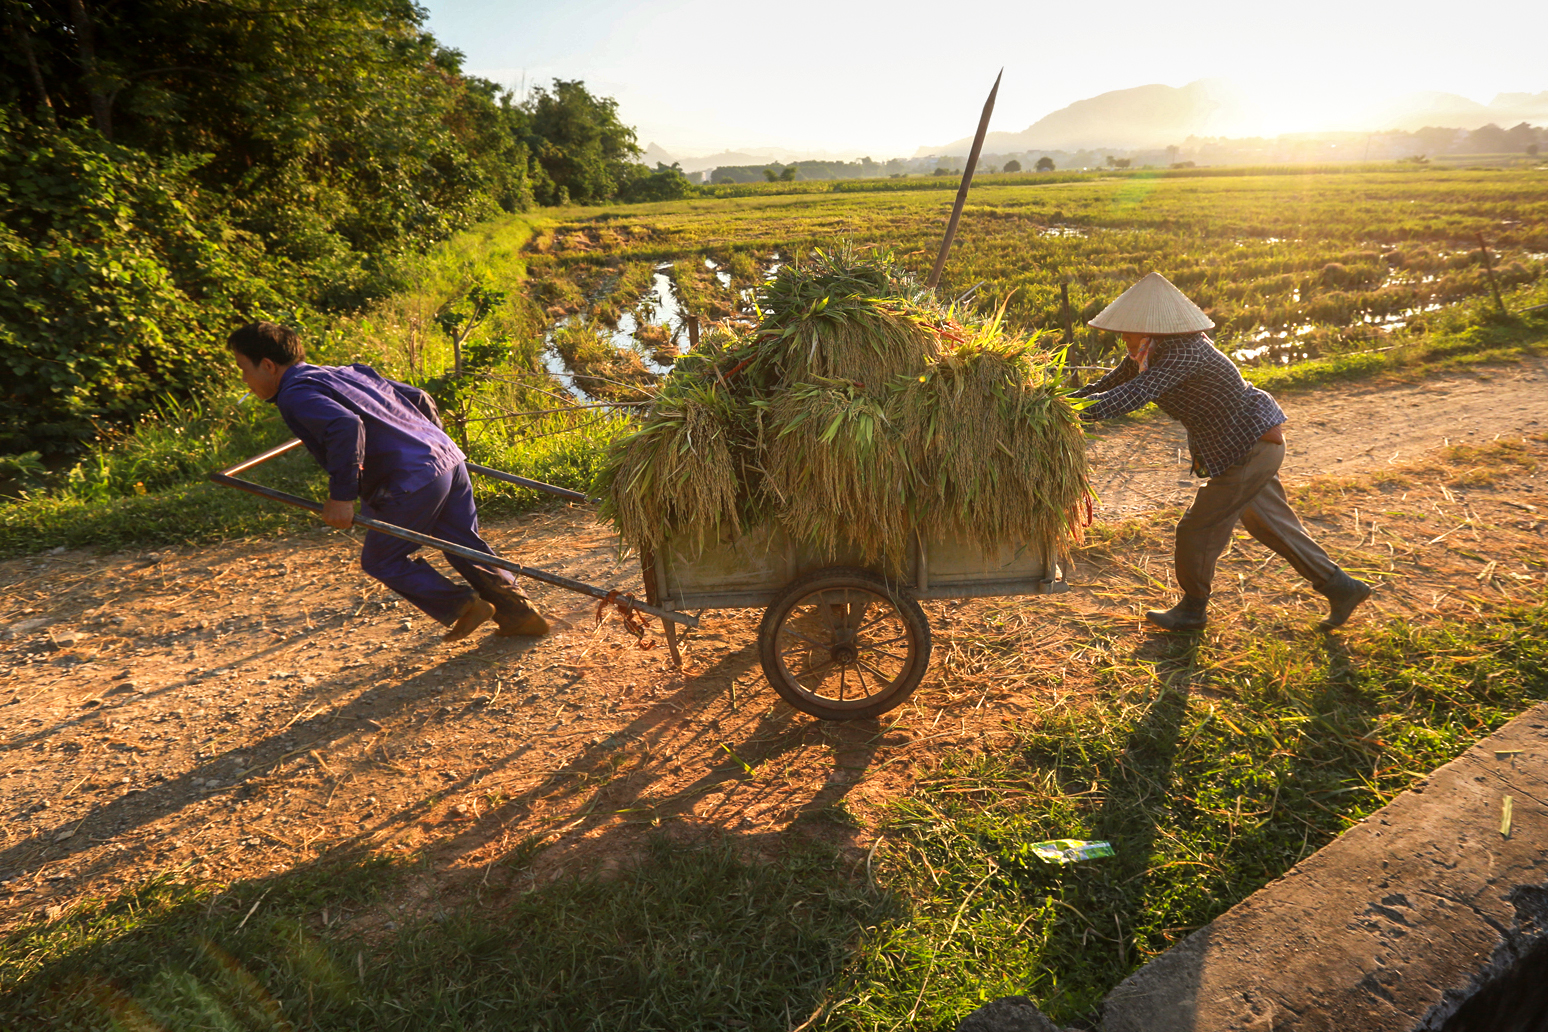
xmin=421 ymin=0 xmax=1546 ymax=157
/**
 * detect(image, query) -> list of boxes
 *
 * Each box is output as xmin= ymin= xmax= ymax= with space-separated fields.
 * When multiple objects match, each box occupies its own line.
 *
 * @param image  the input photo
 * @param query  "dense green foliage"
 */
xmin=0 ymin=0 xmax=658 ymax=455
xmin=619 ymin=162 xmax=698 ymax=203
xmin=0 ymin=110 xmax=278 ymax=454
xmin=4 ymin=0 xmax=537 ymax=301
xmin=522 ymin=79 xmax=642 ymax=205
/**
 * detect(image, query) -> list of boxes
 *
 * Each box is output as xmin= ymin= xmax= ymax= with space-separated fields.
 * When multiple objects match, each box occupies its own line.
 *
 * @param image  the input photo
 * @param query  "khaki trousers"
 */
xmin=1175 ymin=440 xmax=1340 ymax=602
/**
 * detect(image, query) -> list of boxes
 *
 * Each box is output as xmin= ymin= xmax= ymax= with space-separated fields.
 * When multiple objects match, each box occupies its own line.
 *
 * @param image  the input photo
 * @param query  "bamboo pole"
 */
xmin=1060 ymin=280 xmax=1074 ymax=344
xmin=925 ymin=70 xmax=1003 ymax=292
xmin=1477 ymin=233 xmax=1507 ymax=314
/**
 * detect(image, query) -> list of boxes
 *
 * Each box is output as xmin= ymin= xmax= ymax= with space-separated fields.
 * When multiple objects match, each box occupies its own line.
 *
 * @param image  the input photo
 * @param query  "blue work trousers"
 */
xmin=359 ymin=464 xmax=526 ymax=625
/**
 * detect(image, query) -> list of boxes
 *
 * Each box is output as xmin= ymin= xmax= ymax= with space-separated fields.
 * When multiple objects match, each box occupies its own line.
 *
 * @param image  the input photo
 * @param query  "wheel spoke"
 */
xmin=853 ymin=662 xmax=873 ymax=697
xmin=854 ymin=609 xmax=894 ymax=635
xmin=845 ymin=597 xmax=875 ymax=635
xmin=780 ymin=628 xmax=829 ymax=651
xmin=857 ymin=659 xmax=895 ymax=685
xmin=795 ymin=656 xmax=835 ymax=680
xmin=859 ymin=633 xmax=909 ymax=649
xmin=860 ymin=646 xmax=908 ymax=663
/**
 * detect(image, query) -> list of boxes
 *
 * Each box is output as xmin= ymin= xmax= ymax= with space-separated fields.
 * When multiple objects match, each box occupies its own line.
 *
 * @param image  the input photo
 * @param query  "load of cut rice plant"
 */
xmin=595 ymin=245 xmax=1091 ymax=568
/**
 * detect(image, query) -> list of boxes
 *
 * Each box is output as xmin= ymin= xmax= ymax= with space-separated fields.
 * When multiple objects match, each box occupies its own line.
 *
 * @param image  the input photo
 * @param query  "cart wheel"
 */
xmin=757 ymin=566 xmax=931 ymax=721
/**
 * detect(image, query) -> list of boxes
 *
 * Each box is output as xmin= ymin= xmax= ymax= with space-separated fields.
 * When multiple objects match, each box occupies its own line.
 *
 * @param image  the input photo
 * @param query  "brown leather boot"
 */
xmin=443 ymin=596 xmax=495 ymax=642
xmin=480 ymin=582 xmax=550 ymax=637
xmin=1145 ymin=595 xmax=1208 ymax=631
xmin=493 ymin=609 xmax=550 ymax=637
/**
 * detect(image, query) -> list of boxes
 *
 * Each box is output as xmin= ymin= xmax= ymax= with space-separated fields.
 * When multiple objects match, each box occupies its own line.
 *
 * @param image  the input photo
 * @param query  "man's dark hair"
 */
xmin=228 ymin=322 xmax=304 ymax=366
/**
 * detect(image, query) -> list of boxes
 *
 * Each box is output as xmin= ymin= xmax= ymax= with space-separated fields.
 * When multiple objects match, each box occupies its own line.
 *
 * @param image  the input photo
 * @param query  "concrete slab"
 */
xmin=1100 ymin=702 xmax=1548 ymax=1032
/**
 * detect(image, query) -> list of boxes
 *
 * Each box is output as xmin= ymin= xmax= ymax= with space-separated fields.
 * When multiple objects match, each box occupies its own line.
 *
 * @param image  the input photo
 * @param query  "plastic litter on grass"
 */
xmin=1029 ymin=839 xmax=1116 ymax=864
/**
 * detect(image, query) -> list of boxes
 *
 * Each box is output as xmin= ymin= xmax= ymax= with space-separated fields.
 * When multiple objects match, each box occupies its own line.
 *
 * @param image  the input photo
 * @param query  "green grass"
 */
xmin=7 ymin=594 xmax=1545 ymax=1030
xmin=830 ymin=594 xmax=1548 ymax=1028
xmin=545 ymin=166 xmax=1548 ymax=366
xmin=1 ymin=839 xmax=881 ymax=1032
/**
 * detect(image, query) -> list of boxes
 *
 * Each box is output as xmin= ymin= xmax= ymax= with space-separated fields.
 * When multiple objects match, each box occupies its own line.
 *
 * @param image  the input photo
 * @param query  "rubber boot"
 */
xmin=1145 ymin=595 xmax=1208 ymax=632
xmin=1318 ymin=572 xmax=1372 ymax=630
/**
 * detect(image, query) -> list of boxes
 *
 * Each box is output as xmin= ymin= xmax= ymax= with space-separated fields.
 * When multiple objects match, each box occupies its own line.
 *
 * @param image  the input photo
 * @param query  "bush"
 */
xmin=618 ymin=162 xmax=696 ymax=203
xmin=0 ymin=110 xmax=281 ymax=457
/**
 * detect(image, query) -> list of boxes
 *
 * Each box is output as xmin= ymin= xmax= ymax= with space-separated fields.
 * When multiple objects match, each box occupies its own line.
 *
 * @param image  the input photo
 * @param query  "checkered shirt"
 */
xmin=1072 ymin=332 xmax=1286 ymax=478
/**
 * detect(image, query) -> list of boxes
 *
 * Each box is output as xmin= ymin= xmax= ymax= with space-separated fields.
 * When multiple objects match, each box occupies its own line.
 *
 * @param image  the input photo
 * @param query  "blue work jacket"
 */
xmin=269 ymin=363 xmax=463 ymax=503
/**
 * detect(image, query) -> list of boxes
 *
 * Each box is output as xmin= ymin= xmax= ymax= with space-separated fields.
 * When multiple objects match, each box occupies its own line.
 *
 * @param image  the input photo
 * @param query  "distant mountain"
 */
xmin=918 ymin=79 xmax=1253 ymax=155
xmin=641 ymin=142 xmax=679 ymax=167
xmin=916 ymin=81 xmax=1548 ymax=157
xmin=1366 ymin=91 xmax=1548 ymax=131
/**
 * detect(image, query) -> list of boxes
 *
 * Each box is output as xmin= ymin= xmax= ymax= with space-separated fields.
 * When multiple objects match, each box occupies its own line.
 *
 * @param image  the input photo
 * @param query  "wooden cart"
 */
xmin=643 ymin=526 xmax=1069 ymax=721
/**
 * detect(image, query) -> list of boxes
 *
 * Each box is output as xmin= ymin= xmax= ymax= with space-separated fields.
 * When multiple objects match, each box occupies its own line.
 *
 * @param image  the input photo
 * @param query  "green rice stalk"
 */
xmin=764 ymin=379 xmax=916 ymax=564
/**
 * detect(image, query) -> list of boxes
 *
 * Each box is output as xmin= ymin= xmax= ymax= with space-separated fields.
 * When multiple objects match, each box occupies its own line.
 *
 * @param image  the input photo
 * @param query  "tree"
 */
xmin=779 ymin=165 xmax=797 ymax=181
xmin=1465 ymin=123 xmax=1509 ymax=154
xmin=762 ymin=167 xmax=779 ymax=182
xmin=1002 ymin=159 xmax=1021 ymax=173
xmin=521 ymin=79 xmax=640 ymax=205
xmin=1035 ymin=156 xmax=1055 ymax=172
xmin=1505 ymin=122 xmax=1537 ymax=153
xmin=0 ymin=0 xmax=543 ymax=451
xmin=618 ymin=162 xmax=695 ymax=202
xmin=1 ymin=0 xmax=535 ymax=305
xmin=0 ymin=110 xmax=278 ymax=454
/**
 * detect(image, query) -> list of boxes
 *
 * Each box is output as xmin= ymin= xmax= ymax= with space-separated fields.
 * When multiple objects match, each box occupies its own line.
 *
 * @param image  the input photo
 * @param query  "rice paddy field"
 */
xmin=526 ymin=165 xmax=1548 ymax=376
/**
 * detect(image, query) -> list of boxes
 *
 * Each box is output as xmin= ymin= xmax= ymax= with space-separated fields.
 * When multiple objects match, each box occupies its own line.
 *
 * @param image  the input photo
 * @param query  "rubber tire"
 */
xmin=757 ymin=566 xmax=932 ymax=721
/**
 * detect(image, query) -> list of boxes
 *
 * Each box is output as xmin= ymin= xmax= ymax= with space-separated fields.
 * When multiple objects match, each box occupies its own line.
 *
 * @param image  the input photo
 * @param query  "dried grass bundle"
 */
xmin=596 ymin=244 xmax=1091 ymax=568
xmin=897 ymin=328 xmax=1089 ymax=560
xmin=764 ymin=380 xmax=915 ymax=562
xmin=594 ymin=379 xmax=747 ymax=554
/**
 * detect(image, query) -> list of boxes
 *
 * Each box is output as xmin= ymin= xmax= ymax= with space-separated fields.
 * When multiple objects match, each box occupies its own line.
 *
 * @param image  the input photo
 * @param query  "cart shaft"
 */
xmin=465 ymin=462 xmax=593 ymax=503
xmin=207 ymin=471 xmax=698 ymax=628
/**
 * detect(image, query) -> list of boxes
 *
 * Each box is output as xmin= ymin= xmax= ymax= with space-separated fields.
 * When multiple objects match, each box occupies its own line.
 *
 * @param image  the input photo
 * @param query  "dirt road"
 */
xmin=1 ymin=361 xmax=1544 ymax=927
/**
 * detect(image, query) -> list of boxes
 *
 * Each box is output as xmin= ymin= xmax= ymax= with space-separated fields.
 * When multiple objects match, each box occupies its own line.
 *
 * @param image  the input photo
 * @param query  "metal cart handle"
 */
xmin=207 ymin=443 xmax=698 ymax=629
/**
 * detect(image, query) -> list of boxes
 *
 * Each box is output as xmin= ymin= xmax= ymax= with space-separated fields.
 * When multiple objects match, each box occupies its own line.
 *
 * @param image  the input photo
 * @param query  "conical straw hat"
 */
xmin=1087 ymin=272 xmax=1215 ymax=334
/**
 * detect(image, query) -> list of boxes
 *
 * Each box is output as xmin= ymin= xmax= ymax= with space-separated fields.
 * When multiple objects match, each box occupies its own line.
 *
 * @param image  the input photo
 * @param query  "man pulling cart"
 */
xmin=227 ymin=321 xmax=551 ymax=642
